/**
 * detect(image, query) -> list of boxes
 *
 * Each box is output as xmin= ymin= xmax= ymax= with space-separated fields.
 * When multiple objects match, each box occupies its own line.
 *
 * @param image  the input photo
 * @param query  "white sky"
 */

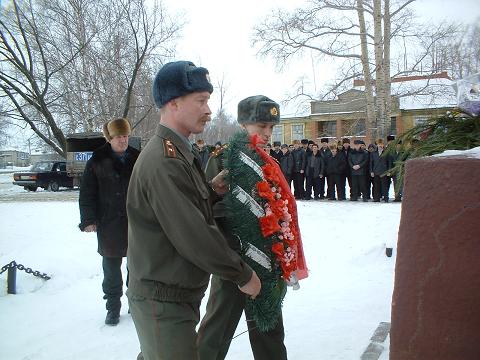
xmin=163 ymin=0 xmax=480 ymax=117
xmin=4 ymin=0 xmax=480 ymax=151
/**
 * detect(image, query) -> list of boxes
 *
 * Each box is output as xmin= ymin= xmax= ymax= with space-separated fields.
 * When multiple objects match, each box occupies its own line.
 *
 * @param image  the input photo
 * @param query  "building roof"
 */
xmin=353 ymin=72 xmax=457 ymax=110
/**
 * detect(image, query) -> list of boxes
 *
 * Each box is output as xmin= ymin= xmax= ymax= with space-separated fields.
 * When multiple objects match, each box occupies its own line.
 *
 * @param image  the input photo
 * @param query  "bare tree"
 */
xmin=253 ymin=0 xmax=458 ymax=140
xmin=201 ymin=108 xmax=240 ymax=145
xmin=0 ymin=0 xmax=182 ymax=156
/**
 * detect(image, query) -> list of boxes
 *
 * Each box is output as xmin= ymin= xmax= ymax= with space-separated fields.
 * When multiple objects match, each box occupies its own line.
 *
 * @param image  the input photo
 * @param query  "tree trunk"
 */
xmin=357 ymin=0 xmax=376 ymax=140
xmin=374 ymin=0 xmax=385 ymax=141
xmin=383 ymin=0 xmax=392 ymax=137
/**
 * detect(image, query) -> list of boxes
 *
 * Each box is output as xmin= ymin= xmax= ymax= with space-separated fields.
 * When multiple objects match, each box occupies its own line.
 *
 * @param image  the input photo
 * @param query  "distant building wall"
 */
xmin=0 ymin=150 xmax=30 ymax=168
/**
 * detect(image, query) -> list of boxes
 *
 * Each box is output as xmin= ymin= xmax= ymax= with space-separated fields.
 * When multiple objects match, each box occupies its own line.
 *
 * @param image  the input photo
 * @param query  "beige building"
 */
xmin=273 ymin=72 xmax=456 ymax=145
xmin=0 ymin=150 xmax=30 ymax=168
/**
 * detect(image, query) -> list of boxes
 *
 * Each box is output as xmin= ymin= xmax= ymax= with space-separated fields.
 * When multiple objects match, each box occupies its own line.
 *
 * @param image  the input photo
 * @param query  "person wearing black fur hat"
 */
xmin=318 ymin=138 xmax=332 ymax=199
xmin=292 ymin=140 xmax=307 ymax=199
xmin=127 ymin=61 xmax=260 ymax=360
xmin=341 ymin=138 xmax=353 ymax=198
xmin=198 ymin=95 xmax=291 ymax=360
xmin=79 ymin=117 xmax=140 ymax=326
xmin=348 ymin=139 xmax=369 ymax=201
xmin=279 ymin=143 xmax=294 ymax=184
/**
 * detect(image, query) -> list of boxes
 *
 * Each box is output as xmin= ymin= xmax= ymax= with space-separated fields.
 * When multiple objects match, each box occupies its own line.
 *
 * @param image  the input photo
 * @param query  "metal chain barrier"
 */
xmin=1 ymin=260 xmax=51 ymax=281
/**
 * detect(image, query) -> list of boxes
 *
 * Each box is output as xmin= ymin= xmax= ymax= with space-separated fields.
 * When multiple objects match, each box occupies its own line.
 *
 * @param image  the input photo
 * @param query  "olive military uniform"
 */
xmin=126 ymin=124 xmax=253 ymax=360
xmin=197 ymin=149 xmax=288 ymax=360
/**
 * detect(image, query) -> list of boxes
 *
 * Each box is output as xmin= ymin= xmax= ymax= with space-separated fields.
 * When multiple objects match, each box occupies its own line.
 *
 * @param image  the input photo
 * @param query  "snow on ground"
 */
xmin=0 ymin=178 xmax=400 ymax=360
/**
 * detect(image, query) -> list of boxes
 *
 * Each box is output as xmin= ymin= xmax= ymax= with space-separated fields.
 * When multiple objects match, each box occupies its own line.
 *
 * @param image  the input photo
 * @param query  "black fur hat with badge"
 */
xmin=152 ymin=61 xmax=214 ymax=108
xmin=237 ymin=95 xmax=280 ymax=124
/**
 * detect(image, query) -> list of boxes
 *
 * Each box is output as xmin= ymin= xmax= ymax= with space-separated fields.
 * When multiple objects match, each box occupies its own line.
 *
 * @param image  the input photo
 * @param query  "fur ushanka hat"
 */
xmin=102 ymin=118 xmax=131 ymax=141
xmin=237 ymin=95 xmax=280 ymax=125
xmin=152 ymin=61 xmax=213 ymax=108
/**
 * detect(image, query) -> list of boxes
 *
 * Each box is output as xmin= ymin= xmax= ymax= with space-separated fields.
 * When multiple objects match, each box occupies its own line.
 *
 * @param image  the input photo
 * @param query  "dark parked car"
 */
xmin=12 ymin=161 xmax=74 ymax=192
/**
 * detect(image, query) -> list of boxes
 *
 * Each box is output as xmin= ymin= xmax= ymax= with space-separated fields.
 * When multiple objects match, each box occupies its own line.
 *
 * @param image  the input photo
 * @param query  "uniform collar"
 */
xmin=156 ymin=124 xmax=194 ymax=165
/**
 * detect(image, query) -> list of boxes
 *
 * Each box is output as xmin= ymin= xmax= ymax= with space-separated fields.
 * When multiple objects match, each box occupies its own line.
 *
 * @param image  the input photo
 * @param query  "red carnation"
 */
xmin=262 ymin=164 xmax=281 ymax=184
xmin=272 ymin=242 xmax=284 ymax=257
xmin=259 ymin=214 xmax=281 ymax=237
xmin=257 ymin=181 xmax=275 ymax=201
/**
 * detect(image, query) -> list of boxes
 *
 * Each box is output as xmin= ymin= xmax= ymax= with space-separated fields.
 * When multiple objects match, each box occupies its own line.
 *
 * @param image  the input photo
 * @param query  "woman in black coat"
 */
xmin=79 ymin=118 xmax=140 ymax=325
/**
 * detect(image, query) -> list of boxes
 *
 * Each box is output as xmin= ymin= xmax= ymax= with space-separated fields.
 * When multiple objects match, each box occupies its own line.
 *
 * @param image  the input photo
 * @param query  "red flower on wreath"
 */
xmin=272 ymin=242 xmax=284 ymax=257
xmin=259 ymin=214 xmax=281 ymax=237
xmin=256 ymin=181 xmax=275 ymax=202
xmin=262 ymin=164 xmax=281 ymax=184
xmin=270 ymin=199 xmax=285 ymax=218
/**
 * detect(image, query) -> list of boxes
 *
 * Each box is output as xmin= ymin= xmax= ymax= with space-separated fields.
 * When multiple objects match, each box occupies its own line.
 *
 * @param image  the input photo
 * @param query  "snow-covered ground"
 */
xmin=0 ymin=172 xmax=400 ymax=359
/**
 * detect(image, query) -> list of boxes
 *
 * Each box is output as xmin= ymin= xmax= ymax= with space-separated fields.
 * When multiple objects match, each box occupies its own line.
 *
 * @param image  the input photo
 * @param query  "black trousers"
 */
xmin=319 ymin=175 xmax=326 ymax=198
xmin=305 ymin=174 xmax=321 ymax=199
xmin=197 ymin=276 xmax=287 ymax=360
xmin=351 ymin=175 xmax=367 ymax=200
xmin=327 ymin=174 xmax=346 ymax=200
xmin=102 ymin=256 xmax=124 ymax=312
xmin=293 ymin=172 xmax=305 ymax=199
xmin=373 ymin=175 xmax=391 ymax=201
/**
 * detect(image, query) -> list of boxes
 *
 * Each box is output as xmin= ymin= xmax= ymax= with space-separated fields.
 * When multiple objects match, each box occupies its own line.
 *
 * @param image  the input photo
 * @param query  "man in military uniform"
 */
xmin=197 ymin=95 xmax=288 ymax=360
xmin=126 ymin=61 xmax=261 ymax=360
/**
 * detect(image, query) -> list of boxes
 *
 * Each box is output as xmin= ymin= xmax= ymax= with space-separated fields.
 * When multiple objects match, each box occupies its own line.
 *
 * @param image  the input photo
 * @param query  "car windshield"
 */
xmin=31 ymin=161 xmax=55 ymax=171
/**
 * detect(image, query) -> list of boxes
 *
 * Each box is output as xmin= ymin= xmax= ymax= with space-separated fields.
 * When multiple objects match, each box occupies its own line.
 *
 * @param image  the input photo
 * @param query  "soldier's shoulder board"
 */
xmin=162 ymin=139 xmax=177 ymax=158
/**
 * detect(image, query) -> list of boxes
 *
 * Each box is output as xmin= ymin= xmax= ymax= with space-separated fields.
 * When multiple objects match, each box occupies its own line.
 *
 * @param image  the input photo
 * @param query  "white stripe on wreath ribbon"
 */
xmin=239 ymin=151 xmax=264 ymax=179
xmin=232 ymin=185 xmax=265 ymax=218
xmin=245 ymin=244 xmax=272 ymax=271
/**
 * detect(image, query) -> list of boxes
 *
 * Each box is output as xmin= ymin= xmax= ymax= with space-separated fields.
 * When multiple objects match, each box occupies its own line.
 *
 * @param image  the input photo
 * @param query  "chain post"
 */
xmin=1 ymin=261 xmax=50 ymax=294
xmin=7 ymin=265 xmax=17 ymax=294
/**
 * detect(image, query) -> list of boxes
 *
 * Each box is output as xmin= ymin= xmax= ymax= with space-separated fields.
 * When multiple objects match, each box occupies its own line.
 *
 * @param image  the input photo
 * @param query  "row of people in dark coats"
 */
xmin=267 ymin=137 xmax=403 ymax=203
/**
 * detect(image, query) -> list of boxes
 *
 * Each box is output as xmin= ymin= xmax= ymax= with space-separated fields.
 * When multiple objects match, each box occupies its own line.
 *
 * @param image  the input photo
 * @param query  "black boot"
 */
xmin=105 ymin=310 xmax=120 ymax=326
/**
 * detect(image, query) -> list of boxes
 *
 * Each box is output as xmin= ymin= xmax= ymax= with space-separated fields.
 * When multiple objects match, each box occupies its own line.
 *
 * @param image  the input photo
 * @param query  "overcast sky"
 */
xmin=162 ymin=0 xmax=480 ymax=117
xmin=4 ymin=0 xmax=480 ymax=151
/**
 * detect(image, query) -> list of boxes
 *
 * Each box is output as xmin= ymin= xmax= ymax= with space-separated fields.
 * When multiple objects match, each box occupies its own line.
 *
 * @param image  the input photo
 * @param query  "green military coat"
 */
xmin=126 ymin=124 xmax=252 ymax=303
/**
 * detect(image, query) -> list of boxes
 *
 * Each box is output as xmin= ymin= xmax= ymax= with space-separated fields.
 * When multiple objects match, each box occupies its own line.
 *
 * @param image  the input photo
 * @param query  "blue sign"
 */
xmin=75 ymin=152 xmax=93 ymax=162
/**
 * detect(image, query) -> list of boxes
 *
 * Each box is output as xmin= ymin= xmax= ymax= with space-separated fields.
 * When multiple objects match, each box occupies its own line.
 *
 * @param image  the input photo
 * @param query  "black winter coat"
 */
xmin=270 ymin=149 xmax=283 ymax=163
xmin=326 ymin=152 xmax=348 ymax=176
xmin=348 ymin=149 xmax=369 ymax=176
xmin=198 ymin=147 xmax=210 ymax=170
xmin=305 ymin=153 xmax=324 ymax=178
xmin=319 ymin=147 xmax=332 ymax=175
xmin=292 ymin=148 xmax=306 ymax=172
xmin=79 ymin=144 xmax=140 ymax=257
xmin=279 ymin=152 xmax=294 ymax=178
xmin=370 ymin=150 xmax=392 ymax=176
xmin=342 ymin=147 xmax=352 ymax=175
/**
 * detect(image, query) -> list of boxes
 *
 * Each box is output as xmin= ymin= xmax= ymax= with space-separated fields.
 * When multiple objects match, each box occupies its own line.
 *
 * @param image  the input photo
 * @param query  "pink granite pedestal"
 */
xmin=390 ymin=155 xmax=480 ymax=360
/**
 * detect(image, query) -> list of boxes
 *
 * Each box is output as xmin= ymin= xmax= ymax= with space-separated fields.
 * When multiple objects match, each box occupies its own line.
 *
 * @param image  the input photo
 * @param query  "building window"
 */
xmin=318 ymin=121 xmax=336 ymax=137
xmin=345 ymin=118 xmax=366 ymax=136
xmin=291 ymin=124 xmax=304 ymax=141
xmin=272 ymin=125 xmax=284 ymax=144
xmin=390 ymin=117 xmax=397 ymax=135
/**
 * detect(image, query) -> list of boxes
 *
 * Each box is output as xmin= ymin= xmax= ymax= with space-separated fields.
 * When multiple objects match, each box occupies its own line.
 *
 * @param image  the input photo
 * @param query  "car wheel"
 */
xmin=48 ymin=181 xmax=60 ymax=192
xmin=25 ymin=186 xmax=38 ymax=192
